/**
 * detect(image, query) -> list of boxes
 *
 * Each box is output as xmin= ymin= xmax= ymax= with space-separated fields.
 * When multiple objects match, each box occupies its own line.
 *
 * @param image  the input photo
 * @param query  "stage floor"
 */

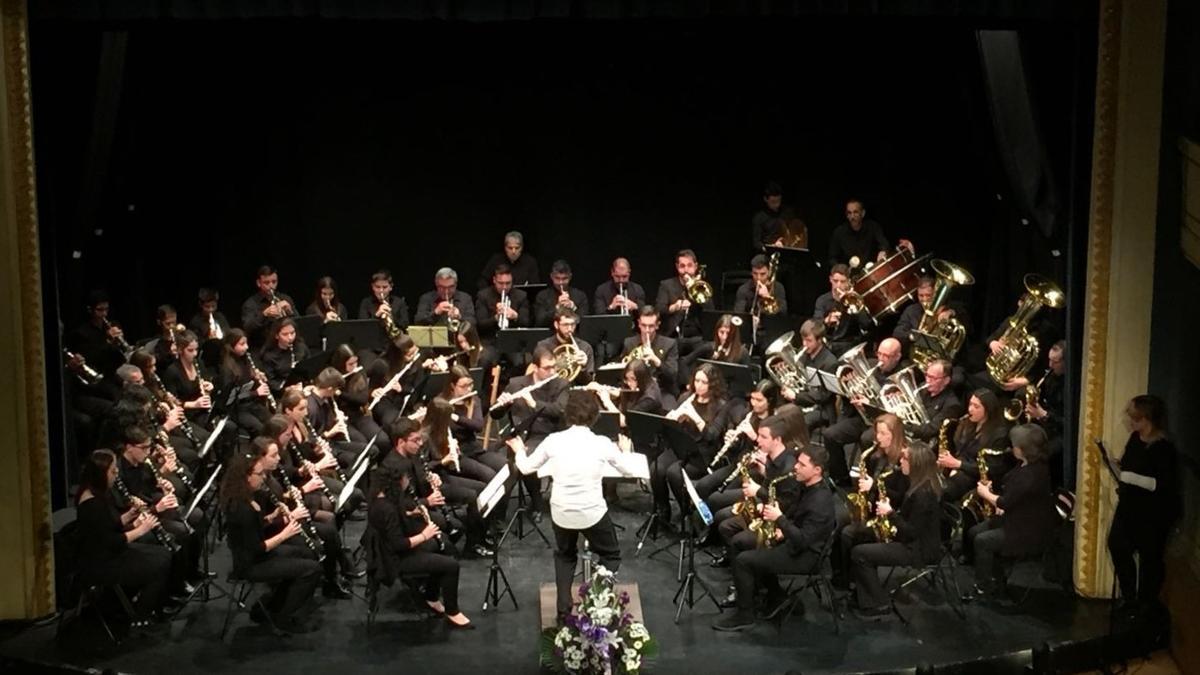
xmin=1 ymin=484 xmax=1119 ymax=675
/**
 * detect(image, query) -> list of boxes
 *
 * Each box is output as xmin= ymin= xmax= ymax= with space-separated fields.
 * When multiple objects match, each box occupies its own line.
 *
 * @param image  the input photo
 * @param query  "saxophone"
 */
xmin=847 ymin=446 xmax=875 ymax=525
xmin=728 ymin=453 xmax=758 ymax=524
xmin=866 ymin=468 xmax=897 ymax=543
xmin=961 ymin=448 xmax=1006 ymax=520
xmin=750 ymin=474 xmax=791 ymax=548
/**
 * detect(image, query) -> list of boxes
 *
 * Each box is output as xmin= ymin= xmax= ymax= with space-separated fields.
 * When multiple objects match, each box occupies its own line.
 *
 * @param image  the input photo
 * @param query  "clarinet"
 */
xmin=709 ymin=411 xmax=754 ymax=471
xmin=245 ymin=353 xmax=277 ymax=413
xmin=304 ymin=416 xmax=349 ymax=482
xmin=152 ymin=432 xmax=194 ymax=490
xmin=260 ymin=486 xmax=325 ymax=562
xmin=410 ymin=485 xmax=446 ymax=553
xmin=287 ymin=438 xmax=336 ymax=504
xmin=113 ymin=475 xmax=180 ymax=553
xmin=151 ymin=372 xmax=201 ymax=447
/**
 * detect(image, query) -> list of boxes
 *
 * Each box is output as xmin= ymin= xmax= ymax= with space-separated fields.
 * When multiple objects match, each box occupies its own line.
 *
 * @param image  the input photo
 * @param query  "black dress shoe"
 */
xmin=530 ymin=511 xmax=544 ymax=525
xmin=853 ymin=605 xmax=891 ymax=621
xmin=708 ymin=553 xmax=730 ymax=569
xmin=323 ymin=580 xmax=352 ymax=600
xmin=717 ymin=587 xmax=738 ymax=609
xmin=468 ymin=543 xmax=496 ymax=559
xmin=341 ymin=568 xmax=366 ymax=580
xmin=712 ymin=610 xmax=756 ymax=632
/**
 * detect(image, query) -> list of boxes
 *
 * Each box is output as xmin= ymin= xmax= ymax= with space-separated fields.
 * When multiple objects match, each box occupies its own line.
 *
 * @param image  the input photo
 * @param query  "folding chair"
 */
xmin=889 ymin=502 xmax=967 ymax=624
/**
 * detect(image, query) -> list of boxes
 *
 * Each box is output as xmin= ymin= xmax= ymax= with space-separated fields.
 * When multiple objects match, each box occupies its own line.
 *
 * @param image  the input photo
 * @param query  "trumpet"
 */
xmin=206 ymin=311 xmax=223 ymax=340
xmin=322 ymin=297 xmax=342 ymax=323
xmin=440 ymin=291 xmax=462 ymax=333
xmin=618 ymin=283 xmax=630 ymax=316
xmin=497 ymin=290 xmax=510 ymax=330
xmin=375 ymin=291 xmax=403 ymax=340
xmin=268 ymin=289 xmax=292 ymax=317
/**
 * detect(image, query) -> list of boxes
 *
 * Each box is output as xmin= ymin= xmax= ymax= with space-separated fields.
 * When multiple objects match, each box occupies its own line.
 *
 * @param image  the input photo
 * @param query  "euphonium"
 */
xmin=847 ymin=446 xmax=875 ymax=525
xmin=836 ymin=342 xmax=882 ymax=404
xmin=911 ymin=259 xmax=975 ymax=367
xmin=878 ymin=367 xmax=929 ymax=427
xmin=683 ymin=265 xmax=714 ymax=305
xmin=751 ymin=474 xmax=792 ymax=548
xmin=764 ymin=331 xmax=808 ymax=394
xmin=986 ymin=274 xmax=1065 ymax=385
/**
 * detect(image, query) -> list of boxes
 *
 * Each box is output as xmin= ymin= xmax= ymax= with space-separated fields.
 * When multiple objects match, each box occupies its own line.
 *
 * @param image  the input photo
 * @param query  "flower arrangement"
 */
xmin=540 ymin=566 xmax=657 ymax=674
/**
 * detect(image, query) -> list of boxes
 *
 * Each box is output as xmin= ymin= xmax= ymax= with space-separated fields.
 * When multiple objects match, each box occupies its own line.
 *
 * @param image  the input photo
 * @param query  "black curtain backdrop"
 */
xmin=32 ymin=17 xmax=1087 ymax=341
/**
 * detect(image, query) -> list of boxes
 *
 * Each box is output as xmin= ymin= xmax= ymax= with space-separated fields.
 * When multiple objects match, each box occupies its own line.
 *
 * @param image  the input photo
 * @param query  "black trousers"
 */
xmin=718 ymin=514 xmax=758 ymax=556
xmin=440 ymin=475 xmax=489 ymax=547
xmin=395 ymin=540 xmax=463 ymax=615
xmin=243 ymin=545 xmax=322 ymax=620
xmin=82 ymin=542 xmax=173 ymax=616
xmin=967 ymin=518 xmax=1005 ymax=588
xmin=552 ymin=512 xmax=621 ymax=615
xmin=821 ymin=416 xmax=865 ymax=486
xmin=694 ymin=464 xmax=735 ymax=501
xmin=1108 ymin=506 xmax=1171 ymax=605
xmin=850 ymin=541 xmax=919 ymax=609
xmin=664 ymin=456 xmax=705 ymax=515
xmin=732 ymin=545 xmax=819 ymax=610
xmin=834 ymin=522 xmax=878 ymax=581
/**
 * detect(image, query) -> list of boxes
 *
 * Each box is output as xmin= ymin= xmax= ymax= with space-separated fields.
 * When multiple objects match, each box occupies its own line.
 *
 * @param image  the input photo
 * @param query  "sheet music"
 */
xmin=185 ymin=465 xmax=222 ymax=522
xmin=477 ymin=464 xmax=510 ymax=517
xmin=336 ymin=455 xmax=371 ymax=512
xmin=199 ymin=417 xmax=228 ymax=459
xmin=682 ymin=472 xmax=714 ymax=526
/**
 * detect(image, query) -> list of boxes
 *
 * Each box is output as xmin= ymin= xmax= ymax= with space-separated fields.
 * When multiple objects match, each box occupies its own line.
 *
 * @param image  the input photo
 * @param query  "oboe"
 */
xmin=260 ymin=486 xmax=325 ymax=562
xmin=113 ymin=475 xmax=180 ymax=553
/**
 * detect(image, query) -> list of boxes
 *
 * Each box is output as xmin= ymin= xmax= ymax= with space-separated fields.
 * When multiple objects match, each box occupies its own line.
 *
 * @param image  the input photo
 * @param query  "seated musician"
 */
xmin=476 ymin=230 xmax=539 ymax=289
xmin=835 ymin=413 xmax=910 ymax=586
xmin=306 ymin=367 xmax=369 ymax=467
xmin=779 ymin=320 xmax=840 ymax=433
xmin=278 ymin=390 xmax=352 ymax=511
xmin=363 ymin=463 xmax=473 ymax=628
xmin=240 ymin=265 xmax=296 ymax=349
xmin=733 ymin=253 xmax=788 ymax=329
xmin=422 ymin=399 xmax=500 ymax=558
xmin=695 ymin=379 xmax=777 ymax=507
xmin=162 ymin=331 xmax=214 ymax=429
xmin=682 ymin=313 xmax=751 ymax=385
xmin=535 ymin=307 xmax=594 ymax=384
xmin=474 ymin=263 xmax=530 ymax=341
xmin=908 ymin=358 xmax=963 ymax=443
xmin=216 ymin=329 xmax=272 ymax=436
xmin=488 ymin=346 xmax=570 ymax=522
xmin=892 ymin=276 xmax=935 ymax=352
xmin=1013 ymin=341 xmax=1066 ymax=486
xmin=619 ymin=306 xmax=680 ymax=396
xmin=414 ymin=267 xmax=476 ymax=329
xmin=821 ymin=337 xmax=906 ymax=486
xmin=441 ymin=365 xmax=507 ymax=479
xmin=590 ymin=359 xmax=665 ymax=432
xmin=751 ymin=181 xmax=801 ymax=251
xmin=188 ymin=287 xmax=231 ymax=343
xmin=357 ymin=269 xmax=410 ymax=329
xmin=965 ymin=424 xmax=1058 ymax=600
xmin=137 ymin=304 xmax=180 ymax=370
xmin=812 ymin=264 xmax=872 ymax=357
xmin=262 ymin=415 xmax=336 ymax=520
xmin=220 ymin=451 xmax=322 ymax=634
xmin=660 ymin=364 xmax=745 ymax=526
xmin=592 ymin=257 xmax=645 ymax=316
xmin=712 ymin=444 xmax=836 ymax=632
xmin=654 ymin=249 xmax=715 ymax=357
xmin=329 ymin=344 xmax=388 ymax=446
xmin=259 ymin=318 xmax=310 ymax=398
xmin=366 ymin=334 xmax=426 ymax=428
xmin=848 ymin=442 xmax=942 ymax=618
xmin=449 ymin=320 xmax=499 ymax=376
xmin=74 ymin=449 xmax=173 ymax=627
xmin=533 ymin=260 xmax=588 ymax=328
xmin=937 ymin=388 xmax=1012 ymax=503
xmin=305 ymin=276 xmax=348 ymax=323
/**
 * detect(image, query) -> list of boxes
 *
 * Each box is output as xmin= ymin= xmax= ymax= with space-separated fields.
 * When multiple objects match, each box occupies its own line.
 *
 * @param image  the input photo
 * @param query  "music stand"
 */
xmin=764 ymin=244 xmax=810 ymax=256
xmin=503 ymin=412 xmax=552 ymax=547
xmin=699 ymin=359 xmax=755 ymax=398
xmin=496 ymin=328 xmax=552 ymax=356
xmin=672 ymin=471 xmax=720 ymax=623
xmin=323 ymin=319 xmax=388 ymax=354
xmin=645 ymin=420 xmax=702 ymax=578
xmin=579 ymin=314 xmax=635 ymax=364
xmin=285 ymin=350 xmax=332 ymax=387
xmin=294 ymin=315 xmax=324 ymax=352
xmin=408 ymin=326 xmax=452 ymax=349
xmin=594 ymin=363 xmax=625 ymax=387
xmin=759 ymin=313 xmax=793 ymax=351
xmin=910 ymin=331 xmax=948 ymax=360
xmin=700 ymin=310 xmax=753 ymax=345
xmin=336 ymin=452 xmax=371 ymax=513
xmin=476 ymin=466 xmax=520 ymax=612
xmin=626 ymin=411 xmax=667 ymax=555
xmin=175 ymin=464 xmax=229 ymax=610
xmin=593 ymin=411 xmax=621 ymax=441
xmin=513 ymin=282 xmax=548 ymax=294
xmin=198 ymin=417 xmax=229 ymax=460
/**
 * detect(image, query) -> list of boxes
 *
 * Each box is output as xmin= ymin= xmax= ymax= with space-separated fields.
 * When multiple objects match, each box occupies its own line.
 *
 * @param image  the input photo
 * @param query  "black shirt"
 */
xmin=413 ymin=290 xmax=477 ymax=328
xmin=76 ymin=495 xmax=128 ymax=566
xmin=305 ymin=300 xmax=348 ymax=321
xmin=1116 ymin=434 xmax=1181 ymax=523
xmin=477 ymin=252 xmax=540 ymax=290
xmin=889 ymin=485 xmax=941 ymax=563
xmin=356 ymin=295 xmax=410 ymax=328
xmin=489 ymin=374 xmax=569 ymax=442
xmin=241 ymin=291 xmax=297 ymax=347
xmin=259 ymin=342 xmax=310 ymax=394
xmin=655 ymin=277 xmax=714 ymax=338
xmin=593 ymin=280 xmax=647 ymax=316
xmin=533 ymin=286 xmax=589 ymax=327
xmin=828 ymin=220 xmax=889 ymax=268
xmin=475 ymin=287 xmax=531 ymax=337
xmin=733 ymin=280 xmax=788 ymax=315
xmin=775 ymin=480 xmax=837 ymax=557
xmin=911 ymin=388 xmax=963 ymax=442
xmin=187 ymin=311 xmax=232 ymax=343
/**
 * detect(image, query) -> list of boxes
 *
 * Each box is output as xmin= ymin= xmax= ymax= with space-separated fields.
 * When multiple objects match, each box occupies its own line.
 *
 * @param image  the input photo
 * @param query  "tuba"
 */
xmin=911 ymin=259 xmax=975 ymax=367
xmin=763 ymin=331 xmax=808 ymax=394
xmin=552 ymin=341 xmax=586 ymax=382
xmin=986 ymin=274 xmax=1065 ymax=385
xmin=878 ymin=367 xmax=929 ymax=427
xmin=683 ymin=265 xmax=714 ymax=305
xmin=835 ymin=342 xmax=882 ymax=404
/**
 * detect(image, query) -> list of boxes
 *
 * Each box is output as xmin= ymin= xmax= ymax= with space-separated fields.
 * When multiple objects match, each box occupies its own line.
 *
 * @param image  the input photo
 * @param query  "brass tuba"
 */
xmin=683 ymin=265 xmax=714 ymax=305
xmin=911 ymin=259 xmax=975 ymax=367
xmin=763 ymin=331 xmax=808 ymax=393
xmin=986 ymin=274 xmax=1064 ymax=385
xmin=878 ymin=366 xmax=930 ymax=427
xmin=835 ymin=342 xmax=882 ymax=404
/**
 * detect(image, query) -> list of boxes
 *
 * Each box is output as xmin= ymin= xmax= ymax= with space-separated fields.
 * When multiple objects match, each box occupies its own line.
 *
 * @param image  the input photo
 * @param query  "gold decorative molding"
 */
xmin=0 ymin=0 xmax=54 ymax=618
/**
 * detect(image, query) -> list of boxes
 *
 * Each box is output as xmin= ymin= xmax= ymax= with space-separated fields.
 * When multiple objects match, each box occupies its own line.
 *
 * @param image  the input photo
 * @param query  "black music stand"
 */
xmin=759 ymin=313 xmax=793 ymax=352
xmin=284 ymin=350 xmax=332 ymax=387
xmin=421 ymin=367 xmax=485 ymax=400
xmin=513 ymin=282 xmax=548 ymax=294
xmin=502 ymin=412 xmax=552 ymax=547
xmin=580 ymin=314 xmax=635 ymax=364
xmin=323 ymin=319 xmax=388 ymax=355
xmin=293 ymin=315 xmax=324 ymax=352
xmin=672 ymin=472 xmax=720 ymax=623
xmin=479 ymin=467 xmax=518 ymax=612
xmin=699 ymin=359 xmax=755 ymax=398
xmin=645 ymin=420 xmax=703 ymax=580
xmin=700 ymin=310 xmax=753 ymax=345
xmin=594 ymin=363 xmax=625 ymax=388
xmin=496 ymin=327 xmax=552 ymax=356
xmin=593 ymin=411 xmax=620 ymax=441
xmin=173 ymin=464 xmax=228 ymax=613
xmin=627 ymin=411 xmax=667 ymax=555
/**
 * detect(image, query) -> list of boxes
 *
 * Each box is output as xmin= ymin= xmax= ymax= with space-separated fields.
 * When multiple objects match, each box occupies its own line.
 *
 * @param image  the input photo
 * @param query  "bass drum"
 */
xmin=851 ymin=247 xmax=929 ymax=322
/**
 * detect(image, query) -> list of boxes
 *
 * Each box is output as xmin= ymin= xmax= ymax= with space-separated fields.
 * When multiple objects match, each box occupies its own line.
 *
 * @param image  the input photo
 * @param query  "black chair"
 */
xmin=364 ymin=568 xmax=432 ymax=634
xmin=777 ymin=525 xmax=844 ymax=634
xmin=56 ymin=579 xmax=138 ymax=647
xmin=888 ymin=502 xmax=967 ymax=624
xmin=720 ymin=270 xmax=751 ymax=310
xmin=219 ymin=574 xmax=282 ymax=640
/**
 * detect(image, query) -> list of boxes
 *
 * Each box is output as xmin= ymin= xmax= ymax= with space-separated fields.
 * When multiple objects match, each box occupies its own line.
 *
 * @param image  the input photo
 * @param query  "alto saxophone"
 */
xmin=751 ymin=474 xmax=791 ymax=548
xmin=847 ymin=445 xmax=875 ymax=525
xmin=865 ymin=468 xmax=897 ymax=543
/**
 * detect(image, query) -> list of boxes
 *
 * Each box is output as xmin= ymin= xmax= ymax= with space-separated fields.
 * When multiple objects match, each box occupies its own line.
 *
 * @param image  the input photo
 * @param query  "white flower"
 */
xmin=633 ymin=639 xmax=643 ymax=649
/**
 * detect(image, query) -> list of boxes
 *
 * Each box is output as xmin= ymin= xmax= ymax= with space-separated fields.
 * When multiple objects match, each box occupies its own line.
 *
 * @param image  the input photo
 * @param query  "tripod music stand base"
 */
xmin=482 ymin=505 xmax=525 ymax=612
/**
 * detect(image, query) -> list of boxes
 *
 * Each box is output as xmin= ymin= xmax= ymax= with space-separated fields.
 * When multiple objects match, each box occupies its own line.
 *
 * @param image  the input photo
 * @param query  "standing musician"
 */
xmin=813 ymin=264 xmax=871 ymax=357
xmin=848 ymin=442 xmax=942 ymax=618
xmin=535 ymin=308 xmax=595 ymax=383
xmin=188 ymin=287 xmax=231 ymax=343
xmin=219 ymin=451 xmax=322 ymax=634
xmin=965 ymin=424 xmax=1058 ymax=602
xmin=161 ymin=330 xmax=213 ymax=427
xmin=241 ymin=265 xmax=296 ymax=349
xmin=682 ymin=314 xmax=751 ymax=385
xmin=357 ymin=269 xmax=410 ymax=329
xmin=695 ymin=379 xmax=777 ymax=514
xmin=477 ymin=230 xmax=540 ymax=290
xmin=779 ymin=320 xmax=840 ymax=432
xmin=907 ymin=358 xmax=963 ymax=443
xmin=441 ymin=365 xmax=508 ymax=479
xmin=593 ymin=257 xmax=645 ymax=316
xmin=259 ymin=318 xmax=310 ymax=397
xmin=415 ymin=267 xmax=476 ymax=330
xmin=474 ymin=263 xmax=530 ymax=340
xmin=329 ymin=344 xmax=388 ymax=446
xmin=938 ymin=388 xmax=1012 ymax=503
xmin=750 ymin=181 xmax=802 ymax=251
xmin=363 ymin=463 xmax=474 ymax=629
xmin=262 ymin=415 xmax=337 ymax=519
xmin=70 ymin=290 xmax=130 ymax=381
xmin=661 ymin=364 xmax=746 ymax=523
xmin=712 ymin=444 xmax=836 ymax=632
xmin=533 ymin=260 xmax=588 ymax=328
xmin=619 ymin=306 xmax=680 ymax=396
xmin=366 ymin=334 xmax=426 ymax=428
xmin=305 ymin=276 xmax=348 ymax=323
xmin=508 ymin=390 xmax=642 ymax=621
xmin=733 ymin=254 xmax=788 ymax=318
xmin=827 ymin=198 xmax=911 ymax=270
xmin=489 ymin=345 xmax=570 ymax=523
xmin=216 ymin=328 xmax=273 ymax=436
xmin=821 ymin=337 xmax=906 ymax=486
xmin=74 ymin=449 xmax=173 ymax=626
xmin=250 ymin=436 xmax=356 ymax=599
xmin=306 ymin=367 xmax=369 ymax=467
xmin=654 ymin=249 xmax=715 ymax=356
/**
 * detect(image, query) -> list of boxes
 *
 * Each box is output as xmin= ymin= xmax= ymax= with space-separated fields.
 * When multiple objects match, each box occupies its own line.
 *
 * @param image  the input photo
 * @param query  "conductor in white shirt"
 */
xmin=508 ymin=390 xmax=640 ymax=619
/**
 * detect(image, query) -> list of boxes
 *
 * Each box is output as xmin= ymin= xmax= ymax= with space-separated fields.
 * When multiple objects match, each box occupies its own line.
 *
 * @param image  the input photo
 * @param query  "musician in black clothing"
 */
xmin=259 ymin=318 xmax=310 ymax=397
xmin=713 ymin=444 xmax=837 ymax=631
xmin=162 ymin=331 xmax=213 ymax=427
xmin=477 ymin=230 xmax=540 ymax=290
xmin=1106 ymin=396 xmax=1181 ymax=615
xmin=367 ymin=335 xmax=426 ymax=428
xmin=750 ymin=181 xmax=801 ymax=252
xmin=442 ymin=365 xmax=507 ymax=477
xmin=533 ymin=260 xmax=588 ymax=328
xmin=908 ymin=358 xmax=963 ymax=443
xmin=695 ymin=379 xmax=776 ymax=506
xmin=593 ymin=257 xmax=645 ymax=316
xmin=619 ymin=306 xmax=680 ymax=396
xmin=535 ymin=308 xmax=595 ymax=383
xmin=734 ymin=254 xmax=788 ymax=317
xmin=357 ymin=270 xmax=410 ymax=329
xmin=827 ymin=199 xmax=897 ymax=270
xmin=306 ymin=367 xmax=368 ymax=467
xmin=240 ymin=265 xmax=296 ymax=349
xmin=812 ymin=264 xmax=872 ymax=357
xmin=305 ymin=276 xmax=348 ymax=323
xmin=938 ymin=389 xmax=1013 ymax=502
xmin=263 ymin=415 xmax=337 ymax=518
xmin=329 ymin=344 xmax=388 ymax=446
xmin=682 ymin=314 xmax=752 ymax=386
xmin=363 ymin=462 xmax=473 ymax=628
xmin=475 ymin=263 xmax=531 ymax=340
xmin=136 ymin=305 xmax=181 ymax=371
xmin=217 ymin=329 xmax=274 ymax=435
xmin=592 ymin=360 xmax=666 ymax=433
xmin=892 ymin=277 xmax=935 ymax=351
xmin=74 ymin=449 xmax=172 ymax=624
xmin=836 ymin=413 xmax=912 ymax=584
xmin=489 ymin=346 xmax=570 ymax=520
xmin=188 ymin=288 xmax=232 ymax=343
xmin=821 ymin=337 xmax=906 ymax=485
xmin=220 ymin=452 xmax=321 ymax=634
xmin=278 ymin=390 xmax=354 ymax=513
xmin=1013 ymin=341 xmax=1066 ymax=486
xmin=655 ymin=249 xmax=715 ymax=356
xmin=414 ymin=267 xmax=476 ymax=329
xmin=69 ymin=290 xmax=129 ymax=381
xmin=849 ymin=442 xmax=943 ymax=616
xmin=966 ymin=424 xmax=1058 ymax=599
